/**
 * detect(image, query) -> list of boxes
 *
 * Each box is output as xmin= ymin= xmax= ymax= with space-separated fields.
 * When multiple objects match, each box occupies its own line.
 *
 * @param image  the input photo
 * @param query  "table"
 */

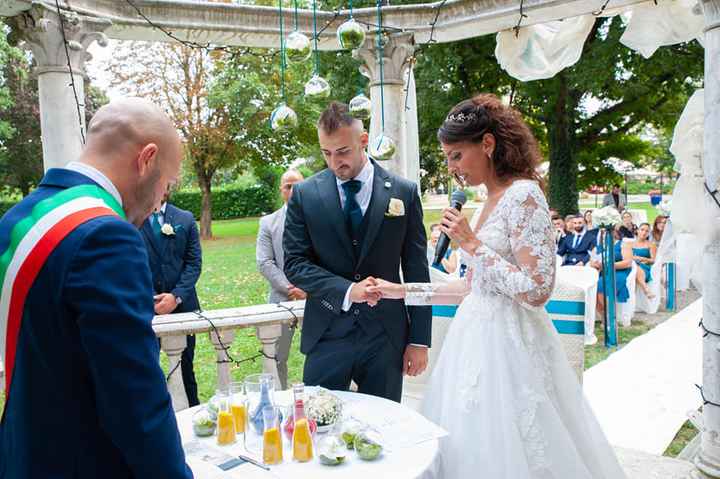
xmin=176 ymin=390 xmax=444 ymax=479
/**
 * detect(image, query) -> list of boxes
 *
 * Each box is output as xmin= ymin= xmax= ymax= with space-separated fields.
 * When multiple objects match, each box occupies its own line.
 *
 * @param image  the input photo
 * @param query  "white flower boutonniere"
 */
xmin=386 ymin=198 xmax=405 ymax=217
xmin=161 ymin=223 xmax=176 ymax=236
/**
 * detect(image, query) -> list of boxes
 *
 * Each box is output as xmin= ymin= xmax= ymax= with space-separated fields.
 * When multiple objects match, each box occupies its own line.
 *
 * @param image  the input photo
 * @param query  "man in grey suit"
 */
xmin=256 ymin=169 xmax=306 ymax=389
xmin=602 ymin=183 xmax=627 ymax=211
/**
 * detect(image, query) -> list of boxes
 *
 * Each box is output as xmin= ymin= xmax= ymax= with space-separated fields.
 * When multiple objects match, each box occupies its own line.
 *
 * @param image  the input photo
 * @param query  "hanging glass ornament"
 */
xmin=349 ymin=93 xmax=372 ymax=121
xmin=304 ymin=75 xmax=331 ymax=101
xmin=286 ymin=31 xmax=312 ymax=63
xmin=270 ymin=103 xmax=298 ymax=131
xmin=337 ymin=19 xmax=366 ymax=50
xmin=368 ymin=134 xmax=396 ymax=161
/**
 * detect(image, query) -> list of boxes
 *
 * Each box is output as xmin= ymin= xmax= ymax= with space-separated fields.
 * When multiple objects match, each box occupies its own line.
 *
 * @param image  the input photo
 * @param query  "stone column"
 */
xmin=159 ymin=334 xmax=189 ymax=411
xmin=209 ymin=329 xmax=236 ymax=393
xmin=256 ymin=325 xmax=282 ymax=388
xmin=693 ymin=2 xmax=720 ymax=478
xmin=356 ymin=32 xmax=420 ymax=184
xmin=10 ymin=6 xmax=110 ymax=171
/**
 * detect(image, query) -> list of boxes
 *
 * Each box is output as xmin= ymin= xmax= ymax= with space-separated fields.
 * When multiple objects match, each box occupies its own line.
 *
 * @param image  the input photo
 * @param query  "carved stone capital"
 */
xmin=9 ymin=6 xmax=111 ymax=74
xmin=355 ymin=32 xmax=417 ymax=86
xmin=704 ymin=0 xmax=720 ymax=32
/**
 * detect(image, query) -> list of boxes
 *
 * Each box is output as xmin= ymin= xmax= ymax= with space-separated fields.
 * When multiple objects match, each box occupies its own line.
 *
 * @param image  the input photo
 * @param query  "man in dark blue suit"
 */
xmin=283 ymin=102 xmax=431 ymax=402
xmin=558 ymin=214 xmax=598 ymax=266
xmin=0 ymin=98 xmax=192 ymax=478
xmin=141 ymin=193 xmax=202 ymax=407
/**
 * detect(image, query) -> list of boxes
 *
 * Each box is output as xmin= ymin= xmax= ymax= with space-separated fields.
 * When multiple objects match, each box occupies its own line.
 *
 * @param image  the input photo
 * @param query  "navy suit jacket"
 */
xmin=558 ymin=229 xmax=598 ymax=266
xmin=0 ymin=169 xmax=192 ymax=479
xmin=283 ymin=161 xmax=432 ymax=355
xmin=141 ymin=204 xmax=201 ymax=313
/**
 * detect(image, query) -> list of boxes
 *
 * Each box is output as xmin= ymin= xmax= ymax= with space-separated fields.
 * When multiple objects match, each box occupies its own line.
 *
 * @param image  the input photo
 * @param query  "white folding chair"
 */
xmin=557 ymin=265 xmax=599 ymax=345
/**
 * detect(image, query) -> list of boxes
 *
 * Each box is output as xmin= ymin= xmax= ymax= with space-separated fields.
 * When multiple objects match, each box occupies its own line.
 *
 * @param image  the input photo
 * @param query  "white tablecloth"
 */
xmin=176 ymin=390 xmax=444 ymax=479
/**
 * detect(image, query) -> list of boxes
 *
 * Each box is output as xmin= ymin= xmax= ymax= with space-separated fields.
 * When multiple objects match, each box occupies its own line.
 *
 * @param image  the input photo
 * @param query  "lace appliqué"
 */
xmin=517 ymin=386 xmax=552 ymax=472
xmin=404 ymin=283 xmax=441 ymax=305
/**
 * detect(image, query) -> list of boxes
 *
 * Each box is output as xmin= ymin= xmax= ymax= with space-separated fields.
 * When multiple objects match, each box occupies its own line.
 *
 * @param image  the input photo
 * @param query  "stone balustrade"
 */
xmin=152 ymin=300 xmax=305 ymax=411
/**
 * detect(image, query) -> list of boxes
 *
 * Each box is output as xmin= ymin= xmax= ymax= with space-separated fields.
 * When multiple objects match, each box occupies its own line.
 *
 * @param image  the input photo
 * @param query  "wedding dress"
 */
xmin=407 ymin=180 xmax=626 ymax=478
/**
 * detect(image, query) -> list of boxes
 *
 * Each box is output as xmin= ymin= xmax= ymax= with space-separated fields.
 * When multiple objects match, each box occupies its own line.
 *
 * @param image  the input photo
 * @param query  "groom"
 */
xmin=283 ymin=102 xmax=431 ymax=402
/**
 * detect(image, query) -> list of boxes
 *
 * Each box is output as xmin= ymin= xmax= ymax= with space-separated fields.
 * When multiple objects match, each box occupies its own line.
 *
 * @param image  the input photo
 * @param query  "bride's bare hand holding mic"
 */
xmin=441 ymin=207 xmax=481 ymax=255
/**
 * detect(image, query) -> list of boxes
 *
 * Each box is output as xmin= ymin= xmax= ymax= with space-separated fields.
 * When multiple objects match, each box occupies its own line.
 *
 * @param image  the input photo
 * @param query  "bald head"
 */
xmin=80 ymin=97 xmax=183 ymax=227
xmin=280 ymin=169 xmax=304 ymax=203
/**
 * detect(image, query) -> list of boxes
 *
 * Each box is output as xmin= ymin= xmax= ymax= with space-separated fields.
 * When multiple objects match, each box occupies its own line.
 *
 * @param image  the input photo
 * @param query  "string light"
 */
xmin=54 ymin=0 xmax=85 ymax=145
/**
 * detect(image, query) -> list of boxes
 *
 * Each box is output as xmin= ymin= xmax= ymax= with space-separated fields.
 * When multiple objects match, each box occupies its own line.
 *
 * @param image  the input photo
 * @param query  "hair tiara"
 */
xmin=445 ymin=112 xmax=477 ymax=123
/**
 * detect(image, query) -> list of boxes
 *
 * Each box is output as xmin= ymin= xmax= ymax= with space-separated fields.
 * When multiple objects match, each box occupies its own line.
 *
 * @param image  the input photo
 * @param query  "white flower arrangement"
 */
xmin=591 ymin=206 xmax=622 ymax=228
xmin=656 ymin=199 xmax=672 ymax=217
xmin=386 ymin=198 xmax=405 ymax=217
xmin=161 ymin=223 xmax=175 ymax=236
xmin=306 ymin=389 xmax=342 ymax=427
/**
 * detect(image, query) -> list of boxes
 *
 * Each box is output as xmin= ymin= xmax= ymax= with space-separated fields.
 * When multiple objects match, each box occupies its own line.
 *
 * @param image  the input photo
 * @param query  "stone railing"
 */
xmin=152 ymin=300 xmax=305 ymax=411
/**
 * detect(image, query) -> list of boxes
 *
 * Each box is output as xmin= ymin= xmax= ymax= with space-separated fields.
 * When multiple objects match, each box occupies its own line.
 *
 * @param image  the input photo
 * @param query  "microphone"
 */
xmin=433 ymin=190 xmax=467 ymax=267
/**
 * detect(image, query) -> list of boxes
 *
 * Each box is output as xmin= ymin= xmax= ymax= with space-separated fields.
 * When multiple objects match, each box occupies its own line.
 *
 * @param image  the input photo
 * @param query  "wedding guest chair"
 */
xmin=557 ymin=265 xmax=598 ymax=345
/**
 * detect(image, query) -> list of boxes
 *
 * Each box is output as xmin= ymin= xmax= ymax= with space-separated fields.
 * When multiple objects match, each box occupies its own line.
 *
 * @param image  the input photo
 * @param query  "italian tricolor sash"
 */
xmin=0 ymin=184 xmax=125 ymax=398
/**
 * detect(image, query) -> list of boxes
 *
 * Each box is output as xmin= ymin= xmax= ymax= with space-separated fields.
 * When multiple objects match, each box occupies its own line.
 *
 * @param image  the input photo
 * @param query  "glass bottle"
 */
xmin=291 ymin=383 xmax=314 ymax=462
xmin=262 ymin=406 xmax=283 ymax=465
xmin=215 ymin=389 xmax=236 ymax=446
xmin=229 ymin=382 xmax=247 ymax=435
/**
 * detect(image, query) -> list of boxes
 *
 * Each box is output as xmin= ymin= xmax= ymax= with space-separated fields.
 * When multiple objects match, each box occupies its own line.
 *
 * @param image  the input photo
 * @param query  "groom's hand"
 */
xmin=403 ymin=345 xmax=428 ymax=376
xmin=350 ymin=277 xmax=381 ymax=306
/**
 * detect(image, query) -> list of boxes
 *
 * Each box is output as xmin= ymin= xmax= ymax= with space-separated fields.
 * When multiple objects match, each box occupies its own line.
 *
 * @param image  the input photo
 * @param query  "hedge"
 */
xmin=0 ymin=185 xmax=277 ymax=221
xmin=170 ymin=184 xmax=277 ymax=220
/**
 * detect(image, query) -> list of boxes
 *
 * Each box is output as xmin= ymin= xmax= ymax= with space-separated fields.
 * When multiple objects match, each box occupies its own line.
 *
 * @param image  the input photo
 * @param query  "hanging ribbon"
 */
xmin=312 ymin=0 xmax=320 ymax=75
xmin=600 ymin=227 xmax=618 ymax=348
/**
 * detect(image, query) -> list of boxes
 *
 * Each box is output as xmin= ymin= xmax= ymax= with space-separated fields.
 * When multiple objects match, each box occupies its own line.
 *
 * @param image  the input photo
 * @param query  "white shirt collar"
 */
xmin=65 ymin=162 xmax=123 ymax=207
xmin=336 ymin=156 xmax=374 ymax=188
xmin=159 ymin=202 xmax=167 ymax=214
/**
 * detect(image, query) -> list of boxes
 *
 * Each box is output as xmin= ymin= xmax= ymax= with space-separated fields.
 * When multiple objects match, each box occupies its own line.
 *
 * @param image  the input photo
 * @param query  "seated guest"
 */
xmin=619 ymin=211 xmax=636 ymax=239
xmin=592 ymin=225 xmax=634 ymax=315
xmin=651 ymin=215 xmax=667 ymax=245
xmin=552 ymin=215 xmax=567 ymax=245
xmin=632 ymin=223 xmax=657 ymax=299
xmin=427 ymin=223 xmax=457 ymax=274
xmin=584 ymin=209 xmax=595 ymax=231
xmin=602 ymin=183 xmax=626 ymax=211
xmin=557 ymin=214 xmax=597 ymax=266
xmin=564 ymin=214 xmax=575 ymax=234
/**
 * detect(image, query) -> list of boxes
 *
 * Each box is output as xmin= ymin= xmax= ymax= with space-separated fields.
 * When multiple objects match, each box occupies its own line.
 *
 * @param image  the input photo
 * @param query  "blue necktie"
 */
xmin=151 ymin=212 xmax=162 ymax=238
xmin=341 ymin=180 xmax=363 ymax=235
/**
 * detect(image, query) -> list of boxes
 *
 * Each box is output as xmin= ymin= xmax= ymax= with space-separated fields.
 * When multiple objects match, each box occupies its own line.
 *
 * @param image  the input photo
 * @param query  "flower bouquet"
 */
xmin=306 ymin=388 xmax=342 ymax=432
xmin=591 ymin=206 xmax=622 ymax=229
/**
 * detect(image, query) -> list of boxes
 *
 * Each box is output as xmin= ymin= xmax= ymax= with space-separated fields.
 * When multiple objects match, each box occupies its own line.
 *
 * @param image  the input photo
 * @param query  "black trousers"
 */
xmin=303 ymin=327 xmax=403 ymax=402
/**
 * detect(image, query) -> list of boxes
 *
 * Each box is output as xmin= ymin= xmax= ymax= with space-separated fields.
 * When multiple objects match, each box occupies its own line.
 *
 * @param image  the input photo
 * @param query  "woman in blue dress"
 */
xmin=632 ymin=222 xmax=657 ymax=299
xmin=592 ymin=225 xmax=634 ymax=315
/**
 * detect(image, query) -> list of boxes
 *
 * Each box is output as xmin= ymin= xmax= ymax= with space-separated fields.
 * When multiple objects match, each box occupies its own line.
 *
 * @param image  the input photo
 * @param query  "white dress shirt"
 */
xmin=154 ymin=202 xmax=167 ymax=226
xmin=65 ymin=161 xmax=123 ymax=207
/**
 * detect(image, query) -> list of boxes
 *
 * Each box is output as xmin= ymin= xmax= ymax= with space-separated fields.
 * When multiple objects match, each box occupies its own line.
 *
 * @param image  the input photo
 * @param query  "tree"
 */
xmin=107 ymin=41 xmax=239 ymax=238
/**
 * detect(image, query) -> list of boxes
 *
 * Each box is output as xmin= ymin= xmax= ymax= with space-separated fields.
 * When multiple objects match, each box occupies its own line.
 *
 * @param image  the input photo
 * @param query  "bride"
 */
xmin=369 ymin=95 xmax=626 ymax=478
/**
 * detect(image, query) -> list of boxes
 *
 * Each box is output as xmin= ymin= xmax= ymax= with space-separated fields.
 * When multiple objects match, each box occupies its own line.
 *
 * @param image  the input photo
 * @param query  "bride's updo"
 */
xmin=437 ymin=94 xmax=543 ymax=186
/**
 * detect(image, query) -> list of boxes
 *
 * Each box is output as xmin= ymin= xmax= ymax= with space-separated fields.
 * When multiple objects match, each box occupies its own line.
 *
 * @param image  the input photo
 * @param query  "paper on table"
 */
xmin=184 ymin=441 xmax=279 ymax=479
xmin=343 ymin=400 xmax=447 ymax=451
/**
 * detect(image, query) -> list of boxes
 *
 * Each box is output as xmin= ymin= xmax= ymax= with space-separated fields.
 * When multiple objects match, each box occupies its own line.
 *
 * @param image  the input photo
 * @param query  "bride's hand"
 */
xmin=366 ymin=278 xmax=405 ymax=300
xmin=441 ymin=207 xmax=481 ymax=254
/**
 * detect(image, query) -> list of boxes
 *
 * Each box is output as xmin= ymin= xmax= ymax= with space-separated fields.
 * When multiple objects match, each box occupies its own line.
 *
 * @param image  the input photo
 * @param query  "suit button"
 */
xmin=354 ymin=309 xmax=360 ymax=316
xmin=354 ymin=274 xmax=361 ymax=280
xmin=352 ymin=240 xmax=358 ymax=246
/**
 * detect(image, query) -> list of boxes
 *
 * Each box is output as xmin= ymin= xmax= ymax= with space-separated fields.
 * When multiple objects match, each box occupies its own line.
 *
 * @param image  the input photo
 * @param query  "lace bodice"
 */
xmin=406 ymin=180 xmax=556 ymax=309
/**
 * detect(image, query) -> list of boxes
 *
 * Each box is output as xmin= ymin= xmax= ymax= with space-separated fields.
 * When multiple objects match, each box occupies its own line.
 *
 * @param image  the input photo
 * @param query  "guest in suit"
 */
xmin=141 ymin=192 xmax=202 ymax=406
xmin=602 ymin=183 xmax=626 ymax=211
xmin=0 ymin=98 xmax=191 ymax=478
xmin=284 ymin=102 xmax=431 ymax=402
xmin=552 ymin=214 xmax=567 ymax=246
xmin=619 ymin=210 xmax=636 ymax=239
xmin=256 ymin=169 xmax=306 ymax=389
xmin=557 ymin=214 xmax=597 ymax=266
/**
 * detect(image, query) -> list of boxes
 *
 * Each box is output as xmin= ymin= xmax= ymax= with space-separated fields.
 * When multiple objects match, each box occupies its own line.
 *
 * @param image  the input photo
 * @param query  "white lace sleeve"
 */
xmin=465 ymin=183 xmax=556 ymax=309
xmin=404 ymin=279 xmax=471 ymax=306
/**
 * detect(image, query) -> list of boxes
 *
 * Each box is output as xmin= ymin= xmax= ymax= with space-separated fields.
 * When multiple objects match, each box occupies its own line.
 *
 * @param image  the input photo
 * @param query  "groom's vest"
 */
xmin=325 ymin=204 xmax=384 ymax=340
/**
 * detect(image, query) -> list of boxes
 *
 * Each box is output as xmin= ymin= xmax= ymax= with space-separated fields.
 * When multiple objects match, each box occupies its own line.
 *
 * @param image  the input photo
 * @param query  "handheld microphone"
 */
xmin=433 ymin=190 xmax=467 ymax=266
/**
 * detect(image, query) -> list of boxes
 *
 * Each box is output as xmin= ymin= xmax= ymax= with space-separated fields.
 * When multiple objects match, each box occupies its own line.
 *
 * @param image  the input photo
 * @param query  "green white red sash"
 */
xmin=0 ymin=184 xmax=125 ymax=398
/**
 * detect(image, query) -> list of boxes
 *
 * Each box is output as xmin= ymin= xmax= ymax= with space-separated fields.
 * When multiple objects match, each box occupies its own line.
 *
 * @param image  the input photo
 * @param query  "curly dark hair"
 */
xmin=437 ymin=94 xmax=543 ymax=187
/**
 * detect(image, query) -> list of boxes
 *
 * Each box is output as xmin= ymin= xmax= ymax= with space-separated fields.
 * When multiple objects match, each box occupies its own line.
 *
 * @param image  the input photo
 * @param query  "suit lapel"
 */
xmin=316 ymin=170 xmax=355 ymax=259
xmin=357 ymin=161 xmax=391 ymax=267
xmin=141 ymin=218 xmax=162 ymax=257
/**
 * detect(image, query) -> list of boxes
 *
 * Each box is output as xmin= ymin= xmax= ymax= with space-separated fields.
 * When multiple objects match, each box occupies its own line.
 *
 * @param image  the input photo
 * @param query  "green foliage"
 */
xmin=171 ymin=185 xmax=276 ymax=220
xmin=0 ymin=199 xmax=15 ymax=217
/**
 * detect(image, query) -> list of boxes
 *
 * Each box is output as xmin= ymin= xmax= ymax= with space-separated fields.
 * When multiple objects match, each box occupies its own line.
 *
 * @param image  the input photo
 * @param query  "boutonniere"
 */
xmin=386 ymin=198 xmax=405 ymax=217
xmin=161 ymin=223 xmax=176 ymax=236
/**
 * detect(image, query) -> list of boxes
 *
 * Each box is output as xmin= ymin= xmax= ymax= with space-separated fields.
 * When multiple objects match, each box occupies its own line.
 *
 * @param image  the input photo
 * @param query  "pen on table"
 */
xmin=238 ymin=454 xmax=271 ymax=471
